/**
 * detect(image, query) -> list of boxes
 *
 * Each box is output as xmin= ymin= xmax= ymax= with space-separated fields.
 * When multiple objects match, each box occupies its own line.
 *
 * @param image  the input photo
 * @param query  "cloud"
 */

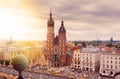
xmin=30 ymin=0 xmax=120 ymax=40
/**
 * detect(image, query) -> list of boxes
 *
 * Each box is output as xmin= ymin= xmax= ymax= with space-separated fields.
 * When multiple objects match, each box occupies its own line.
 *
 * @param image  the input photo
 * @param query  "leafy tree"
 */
xmin=106 ymin=43 xmax=113 ymax=47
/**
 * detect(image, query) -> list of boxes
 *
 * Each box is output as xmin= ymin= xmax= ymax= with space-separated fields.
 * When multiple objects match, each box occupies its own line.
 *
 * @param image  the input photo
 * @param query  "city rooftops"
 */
xmin=82 ymin=47 xmax=101 ymax=53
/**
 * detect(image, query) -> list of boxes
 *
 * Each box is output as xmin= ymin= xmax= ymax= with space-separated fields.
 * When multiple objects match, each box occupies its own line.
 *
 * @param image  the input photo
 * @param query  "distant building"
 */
xmin=80 ymin=47 xmax=101 ymax=71
xmin=46 ymin=11 xmax=67 ymax=67
xmin=99 ymin=53 xmax=120 ymax=77
xmin=110 ymin=37 xmax=113 ymax=44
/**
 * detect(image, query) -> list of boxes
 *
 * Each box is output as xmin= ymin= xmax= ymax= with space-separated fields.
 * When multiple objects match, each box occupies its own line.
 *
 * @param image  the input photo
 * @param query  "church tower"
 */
xmin=58 ymin=21 xmax=67 ymax=66
xmin=47 ymin=10 xmax=55 ymax=66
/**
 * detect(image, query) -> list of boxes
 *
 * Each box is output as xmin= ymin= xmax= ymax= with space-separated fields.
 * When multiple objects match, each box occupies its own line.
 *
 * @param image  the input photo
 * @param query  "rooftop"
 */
xmin=82 ymin=47 xmax=101 ymax=53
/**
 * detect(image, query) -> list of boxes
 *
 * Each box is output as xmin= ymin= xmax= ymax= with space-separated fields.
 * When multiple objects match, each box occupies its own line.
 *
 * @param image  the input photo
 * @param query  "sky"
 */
xmin=0 ymin=0 xmax=120 ymax=41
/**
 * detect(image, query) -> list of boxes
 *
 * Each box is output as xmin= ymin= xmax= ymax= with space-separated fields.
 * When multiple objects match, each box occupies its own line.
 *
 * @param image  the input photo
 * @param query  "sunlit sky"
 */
xmin=0 ymin=0 xmax=120 ymax=41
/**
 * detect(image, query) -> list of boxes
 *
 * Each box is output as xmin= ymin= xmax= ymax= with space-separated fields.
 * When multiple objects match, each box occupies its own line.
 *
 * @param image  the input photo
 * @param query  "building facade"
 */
xmin=71 ymin=46 xmax=81 ymax=69
xmin=99 ymin=53 xmax=120 ymax=77
xmin=47 ymin=11 xmax=67 ymax=67
xmin=80 ymin=47 xmax=101 ymax=72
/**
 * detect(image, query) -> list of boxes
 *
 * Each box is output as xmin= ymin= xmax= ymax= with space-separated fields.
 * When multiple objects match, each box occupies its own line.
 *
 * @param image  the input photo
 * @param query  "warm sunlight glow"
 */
xmin=0 ymin=7 xmax=32 ymax=40
xmin=0 ymin=6 xmax=45 ymax=40
xmin=0 ymin=0 xmax=47 ymax=40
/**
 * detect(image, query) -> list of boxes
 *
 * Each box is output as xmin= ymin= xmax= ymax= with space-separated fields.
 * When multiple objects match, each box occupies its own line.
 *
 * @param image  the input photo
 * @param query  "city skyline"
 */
xmin=0 ymin=0 xmax=120 ymax=41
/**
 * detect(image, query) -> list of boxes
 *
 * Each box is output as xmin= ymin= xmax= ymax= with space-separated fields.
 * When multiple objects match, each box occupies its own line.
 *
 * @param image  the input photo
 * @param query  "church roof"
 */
xmin=70 ymin=46 xmax=81 ymax=52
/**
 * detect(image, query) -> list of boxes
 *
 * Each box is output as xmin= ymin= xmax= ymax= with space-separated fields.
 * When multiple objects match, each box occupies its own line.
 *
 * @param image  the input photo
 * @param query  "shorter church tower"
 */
xmin=58 ymin=21 xmax=67 ymax=66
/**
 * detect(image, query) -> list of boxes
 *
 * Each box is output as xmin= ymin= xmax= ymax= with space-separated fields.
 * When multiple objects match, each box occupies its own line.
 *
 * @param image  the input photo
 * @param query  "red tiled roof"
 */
xmin=70 ymin=45 xmax=81 ymax=52
xmin=104 ymin=47 xmax=112 ymax=52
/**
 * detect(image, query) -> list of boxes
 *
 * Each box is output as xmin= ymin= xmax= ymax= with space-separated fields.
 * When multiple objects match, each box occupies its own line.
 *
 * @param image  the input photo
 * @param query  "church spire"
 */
xmin=47 ymin=6 xmax=54 ymax=26
xmin=50 ymin=7 xmax=52 ymax=19
xmin=61 ymin=20 xmax=64 ymax=27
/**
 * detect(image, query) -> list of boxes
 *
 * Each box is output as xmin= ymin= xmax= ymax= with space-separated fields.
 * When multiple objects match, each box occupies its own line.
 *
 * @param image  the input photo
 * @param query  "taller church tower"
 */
xmin=47 ymin=11 xmax=55 ymax=66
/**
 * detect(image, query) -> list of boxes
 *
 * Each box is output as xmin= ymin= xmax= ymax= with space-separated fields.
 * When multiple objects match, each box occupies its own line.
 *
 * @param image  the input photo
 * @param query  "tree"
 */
xmin=106 ymin=43 xmax=113 ymax=47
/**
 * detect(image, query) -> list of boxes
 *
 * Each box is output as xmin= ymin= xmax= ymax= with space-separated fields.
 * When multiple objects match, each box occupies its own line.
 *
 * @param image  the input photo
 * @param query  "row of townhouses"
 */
xmin=71 ymin=45 xmax=120 ymax=77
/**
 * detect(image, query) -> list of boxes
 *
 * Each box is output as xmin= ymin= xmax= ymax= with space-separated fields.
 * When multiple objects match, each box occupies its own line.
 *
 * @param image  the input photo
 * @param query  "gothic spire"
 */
xmin=59 ymin=20 xmax=66 ymax=32
xmin=50 ymin=6 xmax=52 ymax=19
xmin=47 ymin=5 xmax=54 ymax=26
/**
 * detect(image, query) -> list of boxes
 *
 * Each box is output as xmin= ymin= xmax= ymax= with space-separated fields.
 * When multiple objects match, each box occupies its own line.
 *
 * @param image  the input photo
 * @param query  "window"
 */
xmin=75 ymin=57 xmax=76 ymax=60
xmin=103 ymin=60 xmax=105 ymax=63
xmin=75 ymin=61 xmax=77 ymax=64
xmin=103 ymin=56 xmax=104 ymax=59
xmin=115 ymin=58 xmax=117 ymax=60
xmin=103 ymin=71 xmax=105 ymax=73
xmin=107 ymin=65 xmax=109 ymax=68
xmin=115 ymin=61 xmax=117 ymax=64
xmin=90 ymin=63 xmax=92 ymax=66
xmin=90 ymin=61 xmax=92 ymax=63
xmin=90 ymin=54 xmax=92 ymax=56
xmin=107 ymin=60 xmax=109 ymax=63
xmin=111 ymin=61 xmax=112 ymax=63
xmin=103 ymin=64 xmax=105 ymax=68
xmin=86 ymin=57 xmax=88 ymax=60
xmin=83 ymin=60 xmax=85 ymax=63
xmin=111 ymin=65 xmax=112 ymax=69
xmin=115 ymin=65 xmax=117 ymax=69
